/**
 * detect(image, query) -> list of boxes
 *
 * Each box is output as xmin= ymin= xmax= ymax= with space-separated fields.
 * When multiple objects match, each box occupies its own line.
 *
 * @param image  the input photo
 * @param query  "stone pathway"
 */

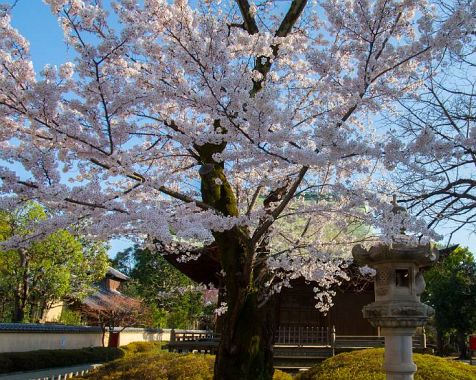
xmin=0 ymin=363 xmax=102 ymax=380
xmin=447 ymin=356 xmax=476 ymax=366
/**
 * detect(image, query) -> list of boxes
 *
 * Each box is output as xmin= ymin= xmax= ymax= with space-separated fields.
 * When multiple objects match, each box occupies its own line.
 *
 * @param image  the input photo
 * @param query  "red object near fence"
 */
xmin=108 ymin=332 xmax=120 ymax=347
xmin=469 ymin=336 xmax=476 ymax=351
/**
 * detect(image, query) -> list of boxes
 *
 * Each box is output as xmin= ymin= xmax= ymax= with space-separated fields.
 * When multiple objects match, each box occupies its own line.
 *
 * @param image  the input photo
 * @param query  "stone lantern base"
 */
xmin=381 ymin=327 xmax=417 ymax=380
xmin=362 ymin=300 xmax=434 ymax=327
xmin=362 ymin=301 xmax=434 ymax=380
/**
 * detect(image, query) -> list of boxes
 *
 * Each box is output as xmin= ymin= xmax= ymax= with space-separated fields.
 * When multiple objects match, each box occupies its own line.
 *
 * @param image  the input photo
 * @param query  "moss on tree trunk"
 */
xmin=212 ymin=230 xmax=277 ymax=380
xmin=198 ymin=146 xmax=277 ymax=380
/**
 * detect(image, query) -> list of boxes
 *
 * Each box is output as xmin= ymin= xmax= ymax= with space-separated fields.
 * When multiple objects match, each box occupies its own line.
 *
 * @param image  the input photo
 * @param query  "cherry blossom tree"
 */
xmin=386 ymin=1 xmax=475 ymax=241
xmin=0 ymin=0 xmax=472 ymax=378
xmin=391 ymin=71 xmax=476 ymax=241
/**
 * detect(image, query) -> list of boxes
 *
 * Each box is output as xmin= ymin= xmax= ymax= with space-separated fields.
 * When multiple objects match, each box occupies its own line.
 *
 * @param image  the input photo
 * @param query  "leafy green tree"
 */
xmin=0 ymin=203 xmax=109 ymax=322
xmin=423 ymin=247 xmax=476 ymax=358
xmin=58 ymin=307 xmax=83 ymax=326
xmin=112 ymin=246 xmax=210 ymax=329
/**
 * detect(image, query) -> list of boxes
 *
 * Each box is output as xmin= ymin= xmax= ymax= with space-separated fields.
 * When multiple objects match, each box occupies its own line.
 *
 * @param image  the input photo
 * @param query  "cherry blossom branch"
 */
xmin=235 ymin=0 xmax=259 ymax=34
xmin=251 ymin=166 xmax=308 ymax=246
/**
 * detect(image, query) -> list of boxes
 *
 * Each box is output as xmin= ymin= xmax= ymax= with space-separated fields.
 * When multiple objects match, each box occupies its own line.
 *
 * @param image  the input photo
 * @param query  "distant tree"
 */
xmin=423 ymin=247 xmax=476 ymax=358
xmin=81 ymin=293 xmax=150 ymax=347
xmin=393 ymin=70 xmax=476 ymax=238
xmin=112 ymin=246 xmax=209 ymax=329
xmin=58 ymin=306 xmax=83 ymax=326
xmin=0 ymin=203 xmax=108 ymax=322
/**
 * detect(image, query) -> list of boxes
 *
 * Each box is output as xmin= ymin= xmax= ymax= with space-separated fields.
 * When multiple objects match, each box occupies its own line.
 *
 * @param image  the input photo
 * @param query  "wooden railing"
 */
xmin=335 ymin=335 xmax=385 ymax=348
xmin=171 ymin=330 xmax=220 ymax=342
xmin=274 ymin=325 xmax=330 ymax=346
xmin=167 ymin=326 xmax=427 ymax=355
xmin=24 ymin=365 xmax=100 ymax=380
xmin=167 ymin=330 xmax=220 ymax=354
xmin=30 ymin=369 xmax=92 ymax=379
xmin=412 ymin=333 xmax=426 ymax=348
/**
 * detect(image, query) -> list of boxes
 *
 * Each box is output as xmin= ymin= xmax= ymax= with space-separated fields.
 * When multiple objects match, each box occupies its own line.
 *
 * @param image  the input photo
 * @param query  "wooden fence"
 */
xmin=167 ymin=330 xmax=220 ymax=354
xmin=275 ymin=325 xmax=331 ymax=346
xmin=168 ymin=326 xmax=427 ymax=355
xmin=171 ymin=330 xmax=219 ymax=342
xmin=31 ymin=368 xmax=92 ymax=380
xmin=4 ymin=364 xmax=103 ymax=380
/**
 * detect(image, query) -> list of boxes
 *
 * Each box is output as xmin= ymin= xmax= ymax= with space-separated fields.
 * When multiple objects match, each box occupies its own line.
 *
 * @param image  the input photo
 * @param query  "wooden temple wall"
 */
xmin=277 ymin=280 xmax=376 ymax=336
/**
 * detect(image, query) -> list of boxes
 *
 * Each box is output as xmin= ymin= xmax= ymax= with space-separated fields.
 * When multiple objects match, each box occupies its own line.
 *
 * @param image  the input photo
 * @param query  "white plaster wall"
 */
xmin=0 ymin=328 xmax=171 ymax=353
xmin=118 ymin=330 xmax=163 ymax=346
xmin=158 ymin=329 xmax=171 ymax=341
xmin=0 ymin=332 xmax=104 ymax=353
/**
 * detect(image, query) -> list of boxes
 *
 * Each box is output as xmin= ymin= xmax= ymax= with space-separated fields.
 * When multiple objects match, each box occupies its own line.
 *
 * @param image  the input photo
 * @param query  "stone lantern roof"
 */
xmin=352 ymin=242 xmax=439 ymax=269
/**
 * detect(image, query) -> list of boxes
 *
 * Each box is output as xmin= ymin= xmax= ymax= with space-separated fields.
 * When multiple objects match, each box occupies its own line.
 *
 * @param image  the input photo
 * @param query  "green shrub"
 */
xmin=273 ymin=369 xmax=294 ymax=380
xmin=58 ymin=308 xmax=83 ymax=326
xmin=80 ymin=352 xmax=214 ymax=380
xmin=0 ymin=341 xmax=166 ymax=374
xmin=296 ymin=348 xmax=476 ymax=380
xmin=80 ymin=351 xmax=294 ymax=380
xmin=0 ymin=346 xmax=124 ymax=374
xmin=120 ymin=341 xmax=165 ymax=356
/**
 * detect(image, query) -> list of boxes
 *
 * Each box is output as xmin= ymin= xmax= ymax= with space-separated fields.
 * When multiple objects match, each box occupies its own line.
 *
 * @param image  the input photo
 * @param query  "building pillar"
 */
xmin=381 ymin=327 xmax=417 ymax=380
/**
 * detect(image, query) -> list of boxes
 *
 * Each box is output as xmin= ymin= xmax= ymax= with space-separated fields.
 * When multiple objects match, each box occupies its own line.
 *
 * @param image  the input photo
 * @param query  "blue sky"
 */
xmin=6 ymin=1 xmax=475 ymax=256
xmin=8 ymin=1 xmax=133 ymax=257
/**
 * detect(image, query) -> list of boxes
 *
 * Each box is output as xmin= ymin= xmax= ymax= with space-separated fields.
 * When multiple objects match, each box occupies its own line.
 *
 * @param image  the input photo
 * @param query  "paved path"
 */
xmin=0 ymin=363 xmax=102 ymax=380
xmin=447 ymin=356 xmax=476 ymax=366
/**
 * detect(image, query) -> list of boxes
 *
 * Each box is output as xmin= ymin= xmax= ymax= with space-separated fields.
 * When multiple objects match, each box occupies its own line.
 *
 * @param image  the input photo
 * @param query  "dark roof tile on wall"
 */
xmin=0 ymin=323 xmax=102 ymax=333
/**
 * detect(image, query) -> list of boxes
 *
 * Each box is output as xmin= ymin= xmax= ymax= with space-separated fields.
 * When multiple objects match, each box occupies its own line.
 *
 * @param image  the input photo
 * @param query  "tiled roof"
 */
xmin=82 ymin=285 xmax=139 ymax=311
xmin=106 ymin=267 xmax=129 ymax=281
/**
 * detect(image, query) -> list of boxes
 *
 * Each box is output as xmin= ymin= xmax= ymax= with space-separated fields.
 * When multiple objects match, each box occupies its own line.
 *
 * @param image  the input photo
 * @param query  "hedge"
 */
xmin=296 ymin=348 xmax=476 ymax=380
xmin=0 ymin=342 xmax=164 ymax=374
xmin=79 ymin=350 xmax=293 ymax=380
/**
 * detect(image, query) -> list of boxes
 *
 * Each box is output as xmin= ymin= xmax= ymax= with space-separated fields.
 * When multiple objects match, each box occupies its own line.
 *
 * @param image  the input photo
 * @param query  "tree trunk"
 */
xmin=214 ymin=290 xmax=277 ymax=380
xmin=12 ymin=249 xmax=29 ymax=323
xmin=436 ymin=329 xmax=444 ymax=355
xmin=215 ymin=281 xmax=226 ymax=333
xmin=211 ymin=228 xmax=277 ymax=380
xmin=28 ymin=301 xmax=37 ymax=322
xmin=12 ymin=296 xmax=25 ymax=323
xmin=456 ymin=331 xmax=468 ymax=359
xmin=198 ymin=140 xmax=280 ymax=379
xmin=101 ymin=326 xmax=107 ymax=347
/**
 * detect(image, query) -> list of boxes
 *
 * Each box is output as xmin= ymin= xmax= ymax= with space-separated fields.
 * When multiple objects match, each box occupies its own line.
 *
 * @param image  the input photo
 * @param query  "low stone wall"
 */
xmin=0 ymin=324 xmax=170 ymax=353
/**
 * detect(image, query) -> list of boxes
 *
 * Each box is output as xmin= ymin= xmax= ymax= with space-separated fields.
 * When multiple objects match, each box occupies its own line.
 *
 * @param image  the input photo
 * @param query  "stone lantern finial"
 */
xmin=391 ymin=195 xmax=407 ymax=214
xmin=389 ymin=194 xmax=408 ymax=238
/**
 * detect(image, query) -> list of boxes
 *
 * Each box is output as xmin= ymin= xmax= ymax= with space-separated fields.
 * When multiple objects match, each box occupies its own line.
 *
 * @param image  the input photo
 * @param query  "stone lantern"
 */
xmin=352 ymin=198 xmax=439 ymax=380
